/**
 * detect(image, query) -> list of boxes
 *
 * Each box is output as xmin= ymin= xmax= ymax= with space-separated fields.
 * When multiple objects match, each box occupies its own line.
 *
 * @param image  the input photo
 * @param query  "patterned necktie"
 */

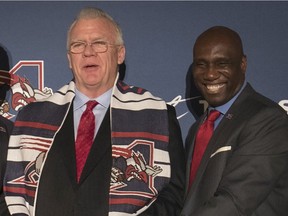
xmin=75 ymin=100 xmax=98 ymax=182
xmin=188 ymin=110 xmax=221 ymax=189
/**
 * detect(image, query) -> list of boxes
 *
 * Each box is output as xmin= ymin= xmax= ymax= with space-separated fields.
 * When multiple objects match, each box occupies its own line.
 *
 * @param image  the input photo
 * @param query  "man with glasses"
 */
xmin=4 ymin=7 xmax=185 ymax=216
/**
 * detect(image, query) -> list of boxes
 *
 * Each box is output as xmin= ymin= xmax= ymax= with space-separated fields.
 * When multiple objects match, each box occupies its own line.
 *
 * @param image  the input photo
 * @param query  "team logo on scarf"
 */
xmin=111 ymin=139 xmax=162 ymax=197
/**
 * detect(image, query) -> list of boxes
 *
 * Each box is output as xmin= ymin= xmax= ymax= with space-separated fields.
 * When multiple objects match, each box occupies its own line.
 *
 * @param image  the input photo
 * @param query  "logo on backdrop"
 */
xmin=167 ymin=95 xmax=206 ymax=120
xmin=0 ymin=60 xmax=53 ymax=119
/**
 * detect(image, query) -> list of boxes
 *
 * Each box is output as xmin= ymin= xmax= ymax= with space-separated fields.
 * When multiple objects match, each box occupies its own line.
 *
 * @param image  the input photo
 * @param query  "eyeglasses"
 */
xmin=69 ymin=41 xmax=119 ymax=54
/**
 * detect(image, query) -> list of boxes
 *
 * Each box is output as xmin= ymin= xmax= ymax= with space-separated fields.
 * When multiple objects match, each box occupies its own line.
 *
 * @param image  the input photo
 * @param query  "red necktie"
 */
xmin=75 ymin=100 xmax=98 ymax=182
xmin=188 ymin=110 xmax=220 ymax=188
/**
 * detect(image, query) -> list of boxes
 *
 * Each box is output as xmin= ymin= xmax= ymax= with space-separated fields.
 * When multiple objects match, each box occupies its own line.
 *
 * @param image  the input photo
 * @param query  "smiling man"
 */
xmin=4 ymin=7 xmax=185 ymax=216
xmin=181 ymin=26 xmax=288 ymax=216
xmin=192 ymin=27 xmax=246 ymax=107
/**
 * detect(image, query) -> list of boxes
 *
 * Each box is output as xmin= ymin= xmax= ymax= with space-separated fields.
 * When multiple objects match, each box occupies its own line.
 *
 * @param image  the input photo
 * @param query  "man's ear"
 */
xmin=117 ymin=46 xmax=126 ymax=65
xmin=67 ymin=53 xmax=72 ymax=69
xmin=241 ymin=55 xmax=247 ymax=74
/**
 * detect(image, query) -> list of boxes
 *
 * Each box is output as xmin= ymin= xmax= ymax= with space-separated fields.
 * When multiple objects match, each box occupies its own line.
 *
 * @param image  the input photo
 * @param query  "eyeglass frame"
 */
xmin=68 ymin=40 xmax=121 ymax=54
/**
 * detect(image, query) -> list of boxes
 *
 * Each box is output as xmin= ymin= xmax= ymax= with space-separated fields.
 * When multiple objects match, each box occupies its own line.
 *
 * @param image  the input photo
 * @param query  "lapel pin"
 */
xmin=226 ymin=113 xmax=233 ymax=120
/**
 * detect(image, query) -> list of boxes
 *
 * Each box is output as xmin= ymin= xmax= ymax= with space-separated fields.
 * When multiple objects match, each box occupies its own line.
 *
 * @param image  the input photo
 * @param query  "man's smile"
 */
xmin=205 ymin=83 xmax=225 ymax=93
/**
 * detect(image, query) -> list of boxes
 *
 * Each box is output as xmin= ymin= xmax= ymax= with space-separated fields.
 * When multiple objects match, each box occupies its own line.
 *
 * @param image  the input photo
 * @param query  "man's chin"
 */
xmin=205 ymin=96 xmax=226 ymax=107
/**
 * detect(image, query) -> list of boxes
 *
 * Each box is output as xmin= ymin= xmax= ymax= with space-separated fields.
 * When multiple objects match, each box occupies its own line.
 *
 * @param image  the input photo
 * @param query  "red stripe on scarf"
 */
xmin=15 ymin=121 xmax=59 ymax=131
xmin=112 ymin=131 xmax=169 ymax=142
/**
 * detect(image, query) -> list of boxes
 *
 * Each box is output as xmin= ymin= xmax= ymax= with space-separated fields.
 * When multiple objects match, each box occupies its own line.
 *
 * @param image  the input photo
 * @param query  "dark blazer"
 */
xmin=181 ymin=83 xmax=288 ymax=216
xmin=0 ymin=116 xmax=13 ymax=216
xmin=35 ymin=105 xmax=185 ymax=216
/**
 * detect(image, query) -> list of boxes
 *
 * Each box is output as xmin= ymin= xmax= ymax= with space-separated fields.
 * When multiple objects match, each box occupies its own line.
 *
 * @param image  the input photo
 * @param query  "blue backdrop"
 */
xmin=0 ymin=1 xmax=287 ymax=140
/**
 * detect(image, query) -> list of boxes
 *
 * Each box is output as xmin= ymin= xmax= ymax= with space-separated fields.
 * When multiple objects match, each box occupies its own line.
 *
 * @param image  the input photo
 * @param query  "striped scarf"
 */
xmin=4 ymin=77 xmax=170 ymax=215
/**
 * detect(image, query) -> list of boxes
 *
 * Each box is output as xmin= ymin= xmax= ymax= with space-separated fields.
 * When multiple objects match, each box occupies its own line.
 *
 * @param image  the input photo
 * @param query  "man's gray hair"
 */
xmin=67 ymin=7 xmax=124 ymax=50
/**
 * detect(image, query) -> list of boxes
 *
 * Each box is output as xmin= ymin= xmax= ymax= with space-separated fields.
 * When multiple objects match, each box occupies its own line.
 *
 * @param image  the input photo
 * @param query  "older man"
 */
xmin=4 ymin=7 xmax=185 ymax=216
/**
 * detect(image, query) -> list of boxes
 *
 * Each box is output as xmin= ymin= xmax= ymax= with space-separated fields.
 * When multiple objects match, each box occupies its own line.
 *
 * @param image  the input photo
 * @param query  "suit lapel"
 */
xmin=208 ymin=83 xmax=259 ymax=155
xmin=55 ymin=105 xmax=78 ymax=186
xmin=187 ymin=84 xmax=257 ymax=196
xmin=55 ymin=105 xmax=112 ymax=186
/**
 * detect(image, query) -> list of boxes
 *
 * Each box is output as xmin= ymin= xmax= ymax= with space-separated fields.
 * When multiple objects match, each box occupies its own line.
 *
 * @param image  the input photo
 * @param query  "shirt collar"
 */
xmin=74 ymin=88 xmax=112 ymax=111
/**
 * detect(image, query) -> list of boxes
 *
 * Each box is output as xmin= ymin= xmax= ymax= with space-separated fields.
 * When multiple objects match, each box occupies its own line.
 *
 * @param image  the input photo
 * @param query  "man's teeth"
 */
xmin=206 ymin=84 xmax=224 ymax=91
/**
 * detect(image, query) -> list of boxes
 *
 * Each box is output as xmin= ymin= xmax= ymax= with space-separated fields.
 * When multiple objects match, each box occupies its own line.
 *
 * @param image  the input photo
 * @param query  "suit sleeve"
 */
xmin=192 ymin=106 xmax=288 ymax=216
xmin=140 ymin=105 xmax=186 ymax=216
xmin=0 ymin=117 xmax=13 ymax=216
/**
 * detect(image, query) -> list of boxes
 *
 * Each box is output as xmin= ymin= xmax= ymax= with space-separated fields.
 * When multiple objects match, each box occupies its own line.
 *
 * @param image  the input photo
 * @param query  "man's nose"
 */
xmin=204 ymin=64 xmax=220 ymax=80
xmin=83 ymin=44 xmax=95 ymax=56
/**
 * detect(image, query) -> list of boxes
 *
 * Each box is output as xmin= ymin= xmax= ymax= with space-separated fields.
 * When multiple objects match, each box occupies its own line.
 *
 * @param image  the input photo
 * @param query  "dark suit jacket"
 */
xmin=181 ymin=83 xmax=288 ymax=216
xmin=35 ymin=105 xmax=185 ymax=216
xmin=0 ymin=116 xmax=13 ymax=216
